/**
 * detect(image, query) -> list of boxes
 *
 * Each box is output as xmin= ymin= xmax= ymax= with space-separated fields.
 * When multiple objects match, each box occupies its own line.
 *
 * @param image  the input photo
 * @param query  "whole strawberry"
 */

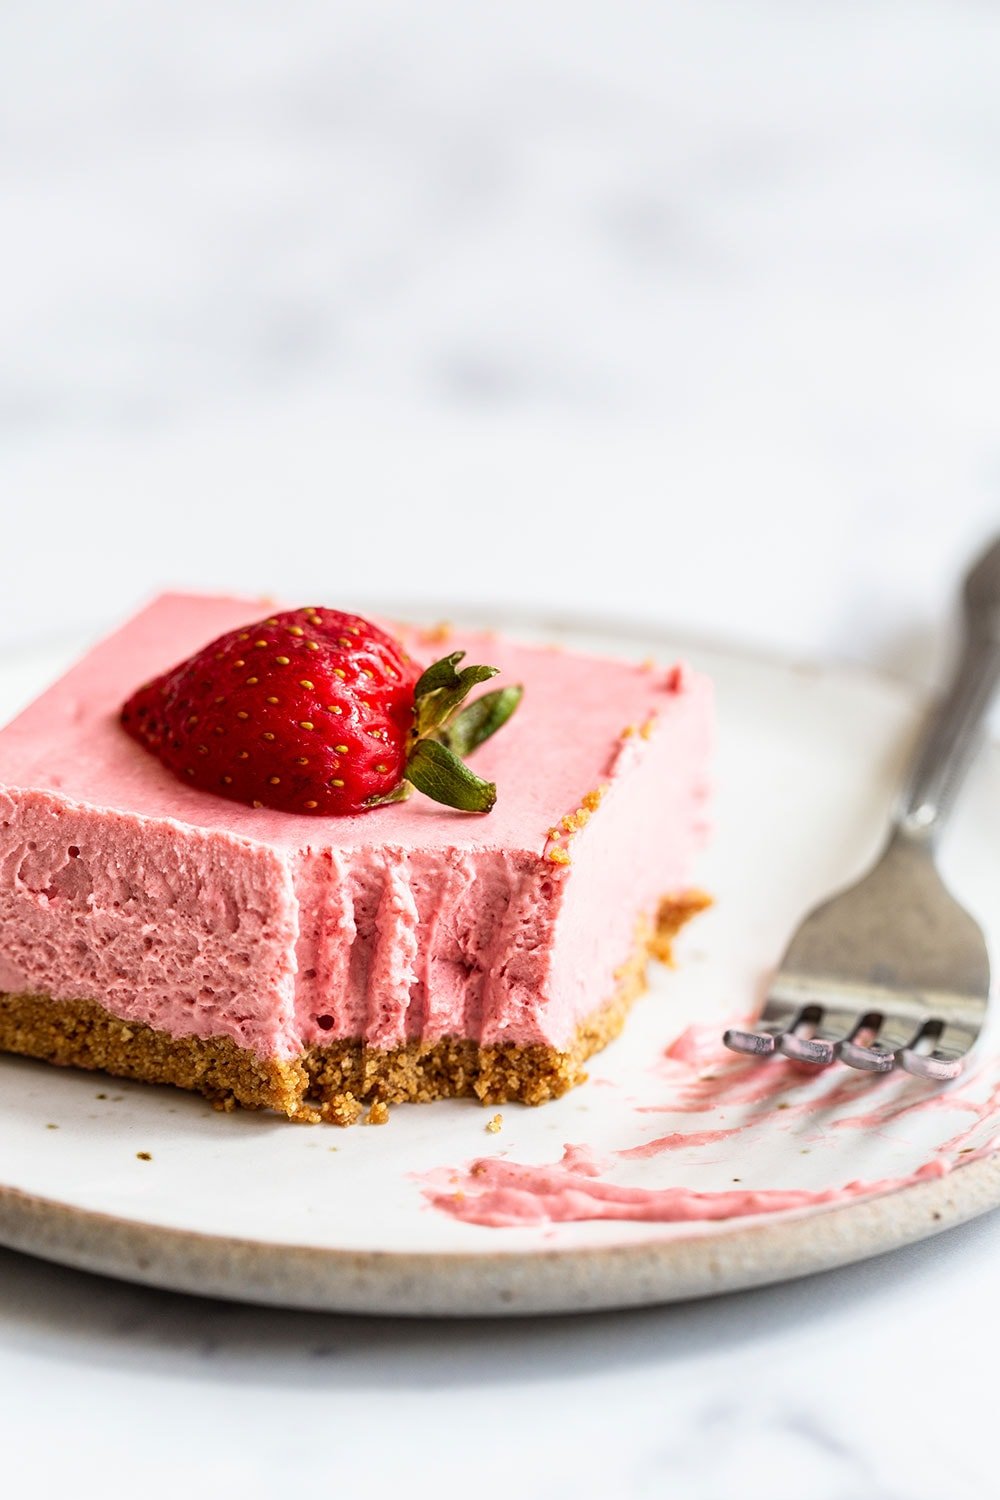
xmin=120 ymin=607 xmax=521 ymax=816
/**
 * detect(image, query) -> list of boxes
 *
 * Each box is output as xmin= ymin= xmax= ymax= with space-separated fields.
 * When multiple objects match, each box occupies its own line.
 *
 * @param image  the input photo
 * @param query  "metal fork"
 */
xmin=725 ymin=536 xmax=1000 ymax=1080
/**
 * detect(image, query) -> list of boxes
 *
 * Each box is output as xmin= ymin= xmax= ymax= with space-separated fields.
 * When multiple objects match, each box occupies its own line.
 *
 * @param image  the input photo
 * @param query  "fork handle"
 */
xmin=896 ymin=537 xmax=1000 ymax=845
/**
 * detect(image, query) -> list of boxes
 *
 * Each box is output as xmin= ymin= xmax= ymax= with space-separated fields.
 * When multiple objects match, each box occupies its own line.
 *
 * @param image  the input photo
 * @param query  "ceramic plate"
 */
xmin=0 ymin=611 xmax=998 ymax=1316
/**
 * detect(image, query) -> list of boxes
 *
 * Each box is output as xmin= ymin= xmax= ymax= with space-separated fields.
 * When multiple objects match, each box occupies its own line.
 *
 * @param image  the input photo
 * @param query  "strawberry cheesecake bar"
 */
xmin=0 ymin=594 xmax=711 ymax=1123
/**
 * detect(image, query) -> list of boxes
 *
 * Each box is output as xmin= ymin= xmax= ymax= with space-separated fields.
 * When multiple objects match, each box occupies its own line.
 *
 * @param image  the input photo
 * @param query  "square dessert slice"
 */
xmin=0 ymin=594 xmax=711 ymax=1122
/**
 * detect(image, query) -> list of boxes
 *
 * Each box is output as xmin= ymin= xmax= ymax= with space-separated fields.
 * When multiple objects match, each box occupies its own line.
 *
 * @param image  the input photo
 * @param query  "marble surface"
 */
xmin=2 ymin=2 xmax=1000 ymax=1495
xmin=3 ymin=1222 xmax=1000 ymax=1500
xmin=3 ymin=0 xmax=1000 ymax=679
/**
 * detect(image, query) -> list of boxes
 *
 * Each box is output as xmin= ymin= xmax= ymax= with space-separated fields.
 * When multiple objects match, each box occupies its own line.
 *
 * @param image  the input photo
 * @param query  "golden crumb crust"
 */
xmin=0 ymin=891 xmax=710 ymax=1124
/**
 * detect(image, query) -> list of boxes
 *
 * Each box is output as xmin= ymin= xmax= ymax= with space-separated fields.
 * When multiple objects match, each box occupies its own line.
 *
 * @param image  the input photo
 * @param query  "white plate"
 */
xmin=0 ymin=612 xmax=998 ymax=1316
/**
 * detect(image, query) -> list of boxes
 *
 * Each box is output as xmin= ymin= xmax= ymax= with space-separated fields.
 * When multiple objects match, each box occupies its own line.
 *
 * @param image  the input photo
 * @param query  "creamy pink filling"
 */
xmin=0 ymin=593 xmax=712 ymax=1060
xmin=0 ymin=790 xmax=300 ymax=1057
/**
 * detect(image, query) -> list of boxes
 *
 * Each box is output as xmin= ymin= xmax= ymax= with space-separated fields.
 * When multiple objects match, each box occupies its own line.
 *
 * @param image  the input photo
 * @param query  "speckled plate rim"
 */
xmin=0 ymin=609 xmax=997 ymax=1317
xmin=1 ymin=1153 xmax=999 ymax=1316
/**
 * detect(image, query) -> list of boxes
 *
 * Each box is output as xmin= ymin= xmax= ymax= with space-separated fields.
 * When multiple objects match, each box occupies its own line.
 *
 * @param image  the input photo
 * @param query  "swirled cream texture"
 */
xmin=0 ymin=594 xmax=712 ymax=1060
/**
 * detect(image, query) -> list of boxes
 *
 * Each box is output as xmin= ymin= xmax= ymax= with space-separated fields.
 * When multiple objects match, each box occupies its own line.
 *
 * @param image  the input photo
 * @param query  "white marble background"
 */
xmin=1 ymin=3 xmax=1000 ymax=1496
xmin=2 ymin=1 xmax=999 ymax=675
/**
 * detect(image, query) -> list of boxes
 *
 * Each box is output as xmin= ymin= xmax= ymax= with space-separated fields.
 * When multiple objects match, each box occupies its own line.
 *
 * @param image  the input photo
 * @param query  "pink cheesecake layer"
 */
xmin=0 ymin=593 xmax=712 ymax=1061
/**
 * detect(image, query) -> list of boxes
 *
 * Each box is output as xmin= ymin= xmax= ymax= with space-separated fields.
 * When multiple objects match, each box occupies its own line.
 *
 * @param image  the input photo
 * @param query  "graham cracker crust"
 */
xmin=0 ymin=890 xmax=710 ymax=1124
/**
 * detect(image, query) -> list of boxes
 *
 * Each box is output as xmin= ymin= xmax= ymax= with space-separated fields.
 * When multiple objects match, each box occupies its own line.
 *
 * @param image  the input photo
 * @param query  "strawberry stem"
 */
xmin=403 ymin=650 xmax=522 ymax=813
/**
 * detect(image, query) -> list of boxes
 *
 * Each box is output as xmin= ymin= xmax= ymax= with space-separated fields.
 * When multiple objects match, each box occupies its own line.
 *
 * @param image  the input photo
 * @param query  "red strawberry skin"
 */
xmin=121 ymin=608 xmax=421 ymax=816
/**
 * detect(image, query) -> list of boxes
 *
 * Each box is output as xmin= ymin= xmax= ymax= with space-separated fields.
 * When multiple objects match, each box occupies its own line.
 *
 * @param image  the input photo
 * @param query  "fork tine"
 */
xmin=778 ymin=1006 xmax=867 ymax=1067
xmin=723 ymin=997 xmax=799 ymax=1057
xmin=838 ymin=1014 xmax=919 ymax=1073
xmin=836 ymin=1040 xmax=896 ymax=1073
xmin=723 ymin=1022 xmax=782 ymax=1057
xmin=900 ymin=1020 xmax=979 ymax=1081
xmin=900 ymin=1049 xmax=965 ymax=1082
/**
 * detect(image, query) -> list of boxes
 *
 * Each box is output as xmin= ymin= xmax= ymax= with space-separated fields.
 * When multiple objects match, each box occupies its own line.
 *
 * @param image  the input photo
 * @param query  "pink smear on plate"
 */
xmin=420 ymin=1020 xmax=1000 ymax=1230
xmin=422 ymin=1143 xmax=951 ymax=1229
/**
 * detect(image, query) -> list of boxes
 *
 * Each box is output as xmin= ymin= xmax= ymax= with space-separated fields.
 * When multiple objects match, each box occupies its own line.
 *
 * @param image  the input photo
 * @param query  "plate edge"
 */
xmin=1 ymin=1156 xmax=998 ymax=1316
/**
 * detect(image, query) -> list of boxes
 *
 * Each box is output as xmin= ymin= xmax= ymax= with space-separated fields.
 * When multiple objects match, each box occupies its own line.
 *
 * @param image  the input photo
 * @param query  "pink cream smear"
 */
xmin=0 ymin=593 xmax=712 ymax=1062
xmin=421 ymin=1023 xmax=1000 ymax=1229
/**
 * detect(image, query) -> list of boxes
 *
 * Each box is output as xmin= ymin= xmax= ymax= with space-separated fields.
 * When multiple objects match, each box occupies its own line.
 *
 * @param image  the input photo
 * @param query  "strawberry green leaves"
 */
xmin=400 ymin=650 xmax=523 ymax=813
xmin=413 ymin=653 xmax=499 ymax=738
xmin=405 ymin=738 xmax=497 ymax=813
xmin=438 ymin=684 xmax=524 ymax=759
